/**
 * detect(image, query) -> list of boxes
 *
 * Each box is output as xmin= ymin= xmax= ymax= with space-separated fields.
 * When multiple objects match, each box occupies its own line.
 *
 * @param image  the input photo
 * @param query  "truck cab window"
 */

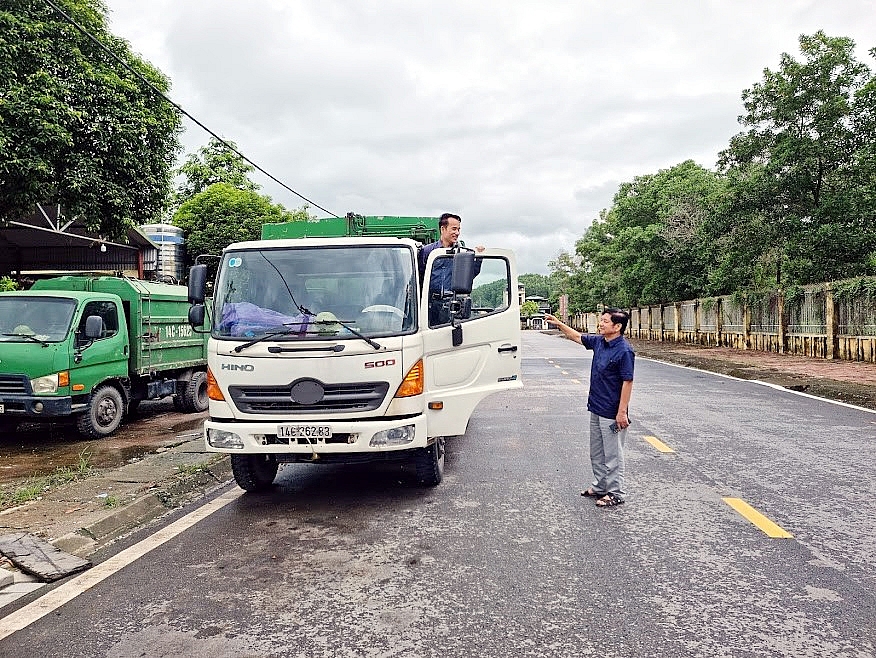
xmin=428 ymin=255 xmax=511 ymax=328
xmin=79 ymin=301 xmax=119 ymax=339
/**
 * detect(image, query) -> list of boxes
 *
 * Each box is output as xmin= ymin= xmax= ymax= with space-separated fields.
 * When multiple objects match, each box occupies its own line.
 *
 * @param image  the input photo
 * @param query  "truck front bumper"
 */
xmin=203 ymin=415 xmax=429 ymax=457
xmin=0 ymin=394 xmax=74 ymax=419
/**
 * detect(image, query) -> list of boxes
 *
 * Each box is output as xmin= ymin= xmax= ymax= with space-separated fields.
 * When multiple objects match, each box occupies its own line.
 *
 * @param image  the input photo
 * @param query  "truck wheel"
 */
xmin=178 ymin=371 xmax=209 ymax=413
xmin=231 ymin=454 xmax=279 ymax=492
xmin=76 ymin=385 xmax=124 ymax=439
xmin=413 ymin=436 xmax=445 ymax=486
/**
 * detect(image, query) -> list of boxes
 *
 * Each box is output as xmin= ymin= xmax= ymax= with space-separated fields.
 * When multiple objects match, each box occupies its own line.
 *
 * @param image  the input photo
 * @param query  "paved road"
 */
xmin=2 ymin=331 xmax=875 ymax=657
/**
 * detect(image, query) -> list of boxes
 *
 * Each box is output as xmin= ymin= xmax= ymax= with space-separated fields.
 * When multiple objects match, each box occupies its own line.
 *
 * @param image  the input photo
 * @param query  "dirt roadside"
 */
xmin=1 ymin=335 xmax=875 ymax=567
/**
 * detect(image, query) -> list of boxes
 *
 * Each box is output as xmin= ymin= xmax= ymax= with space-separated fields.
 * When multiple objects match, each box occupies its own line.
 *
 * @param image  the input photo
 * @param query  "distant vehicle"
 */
xmin=186 ymin=214 xmax=522 ymax=491
xmin=0 ymin=276 xmax=209 ymax=438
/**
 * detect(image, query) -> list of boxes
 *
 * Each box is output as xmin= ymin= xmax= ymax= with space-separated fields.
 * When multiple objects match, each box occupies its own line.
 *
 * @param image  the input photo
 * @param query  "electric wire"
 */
xmin=43 ymin=0 xmax=339 ymax=218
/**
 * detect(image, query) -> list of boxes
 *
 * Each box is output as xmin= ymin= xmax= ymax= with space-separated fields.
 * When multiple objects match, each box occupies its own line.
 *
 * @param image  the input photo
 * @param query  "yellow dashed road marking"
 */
xmin=571 ymin=379 xmax=581 ymax=384
xmin=723 ymin=497 xmax=793 ymax=538
xmin=643 ymin=435 xmax=675 ymax=453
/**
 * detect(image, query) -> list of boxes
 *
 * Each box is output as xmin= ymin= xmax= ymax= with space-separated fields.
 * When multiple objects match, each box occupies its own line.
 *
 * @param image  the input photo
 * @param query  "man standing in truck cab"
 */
xmin=418 ymin=213 xmax=484 ymax=326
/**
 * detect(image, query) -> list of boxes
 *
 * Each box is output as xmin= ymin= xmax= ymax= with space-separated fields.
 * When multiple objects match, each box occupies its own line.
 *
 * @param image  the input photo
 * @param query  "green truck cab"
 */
xmin=0 ymin=276 xmax=208 ymax=438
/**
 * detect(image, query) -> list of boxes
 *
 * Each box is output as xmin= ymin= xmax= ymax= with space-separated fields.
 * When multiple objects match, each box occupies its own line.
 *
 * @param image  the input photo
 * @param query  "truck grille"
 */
xmin=0 ymin=374 xmax=28 ymax=395
xmin=228 ymin=381 xmax=390 ymax=414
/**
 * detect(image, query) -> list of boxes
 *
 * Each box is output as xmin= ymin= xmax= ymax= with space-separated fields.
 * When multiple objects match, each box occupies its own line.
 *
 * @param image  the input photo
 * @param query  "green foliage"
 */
xmin=0 ymin=276 xmax=18 ymax=291
xmin=0 ymin=0 xmax=182 ymax=238
xmin=518 ymin=273 xmax=551 ymax=298
xmin=554 ymin=32 xmax=876 ymax=309
xmin=831 ymin=276 xmax=876 ymax=301
xmin=173 ymin=137 xmax=259 ymax=210
xmin=471 ymin=278 xmax=506 ymax=309
xmin=173 ymin=183 xmax=314 ymax=264
xmin=520 ymin=300 xmax=539 ymax=317
xmin=717 ymin=31 xmax=876 ymax=288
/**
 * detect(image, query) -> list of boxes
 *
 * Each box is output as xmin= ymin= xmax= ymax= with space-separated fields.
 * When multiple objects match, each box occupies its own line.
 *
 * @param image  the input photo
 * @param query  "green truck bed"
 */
xmin=262 ymin=214 xmax=440 ymax=243
xmin=30 ymin=276 xmax=207 ymax=376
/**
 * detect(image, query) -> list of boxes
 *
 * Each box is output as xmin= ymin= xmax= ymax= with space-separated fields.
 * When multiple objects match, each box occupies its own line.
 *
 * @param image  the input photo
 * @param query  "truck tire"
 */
xmin=178 ymin=371 xmax=209 ymax=413
xmin=231 ymin=454 xmax=279 ymax=492
xmin=76 ymin=385 xmax=125 ymax=439
xmin=413 ymin=436 xmax=445 ymax=486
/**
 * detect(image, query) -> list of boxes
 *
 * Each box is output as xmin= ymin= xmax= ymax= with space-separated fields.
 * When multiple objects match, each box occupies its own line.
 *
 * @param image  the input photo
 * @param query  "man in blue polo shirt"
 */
xmin=545 ymin=309 xmax=635 ymax=508
xmin=419 ymin=213 xmax=483 ymax=326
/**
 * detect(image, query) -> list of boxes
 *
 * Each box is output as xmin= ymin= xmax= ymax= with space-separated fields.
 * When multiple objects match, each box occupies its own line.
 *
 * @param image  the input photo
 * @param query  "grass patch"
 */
xmin=0 ymin=448 xmax=94 ymax=510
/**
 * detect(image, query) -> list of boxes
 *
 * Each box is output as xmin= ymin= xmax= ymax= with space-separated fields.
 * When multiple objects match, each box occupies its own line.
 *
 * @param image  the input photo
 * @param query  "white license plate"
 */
xmin=277 ymin=424 xmax=332 ymax=440
xmin=0 ymin=404 xmax=4 ymax=414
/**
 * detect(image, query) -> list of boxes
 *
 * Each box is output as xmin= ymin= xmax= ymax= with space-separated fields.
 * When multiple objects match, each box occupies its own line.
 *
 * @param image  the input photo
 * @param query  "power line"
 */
xmin=43 ymin=0 xmax=339 ymax=218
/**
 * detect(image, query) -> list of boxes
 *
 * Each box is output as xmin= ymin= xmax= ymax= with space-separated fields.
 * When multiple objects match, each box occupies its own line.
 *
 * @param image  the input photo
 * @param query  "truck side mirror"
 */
xmin=188 ymin=305 xmax=205 ymax=329
xmin=84 ymin=315 xmax=104 ymax=340
xmin=188 ymin=264 xmax=208 ymax=304
xmin=450 ymin=251 xmax=474 ymax=294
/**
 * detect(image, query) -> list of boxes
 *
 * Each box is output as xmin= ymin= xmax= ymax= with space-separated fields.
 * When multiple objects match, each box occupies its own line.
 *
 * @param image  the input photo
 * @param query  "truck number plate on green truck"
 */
xmin=277 ymin=424 xmax=332 ymax=440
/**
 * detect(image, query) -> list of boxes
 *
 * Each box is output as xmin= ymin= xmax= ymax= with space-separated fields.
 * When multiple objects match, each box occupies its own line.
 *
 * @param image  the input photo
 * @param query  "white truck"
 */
xmin=186 ymin=215 xmax=522 ymax=491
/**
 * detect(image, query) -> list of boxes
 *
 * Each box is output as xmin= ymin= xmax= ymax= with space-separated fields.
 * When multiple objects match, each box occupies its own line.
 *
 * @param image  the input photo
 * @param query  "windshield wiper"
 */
xmin=233 ymin=326 xmax=309 ymax=353
xmin=312 ymin=318 xmax=382 ymax=351
xmin=2 ymin=332 xmax=49 ymax=347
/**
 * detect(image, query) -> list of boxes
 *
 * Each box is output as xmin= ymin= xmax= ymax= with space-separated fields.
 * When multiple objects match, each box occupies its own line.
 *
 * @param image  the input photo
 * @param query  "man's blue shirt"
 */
xmin=580 ymin=334 xmax=635 ymax=418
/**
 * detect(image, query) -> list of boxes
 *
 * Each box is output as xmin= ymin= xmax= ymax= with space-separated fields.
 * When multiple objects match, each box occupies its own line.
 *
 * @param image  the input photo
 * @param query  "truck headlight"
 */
xmin=370 ymin=424 xmax=416 ymax=447
xmin=30 ymin=374 xmax=59 ymax=395
xmin=207 ymin=428 xmax=245 ymax=449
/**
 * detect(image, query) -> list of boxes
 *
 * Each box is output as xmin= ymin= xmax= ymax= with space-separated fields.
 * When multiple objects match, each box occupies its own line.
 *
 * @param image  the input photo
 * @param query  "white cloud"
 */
xmin=105 ymin=0 xmax=876 ymax=274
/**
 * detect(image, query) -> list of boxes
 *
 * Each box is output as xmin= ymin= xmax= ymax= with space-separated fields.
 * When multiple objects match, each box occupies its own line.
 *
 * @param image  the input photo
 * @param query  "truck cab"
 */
xmin=188 ymin=231 xmax=522 ymax=490
xmin=0 ymin=276 xmax=208 ymax=438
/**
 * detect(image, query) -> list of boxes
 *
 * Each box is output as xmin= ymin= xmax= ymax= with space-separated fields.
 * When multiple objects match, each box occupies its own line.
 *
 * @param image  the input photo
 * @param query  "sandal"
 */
xmin=580 ymin=488 xmax=603 ymax=498
xmin=595 ymin=493 xmax=625 ymax=507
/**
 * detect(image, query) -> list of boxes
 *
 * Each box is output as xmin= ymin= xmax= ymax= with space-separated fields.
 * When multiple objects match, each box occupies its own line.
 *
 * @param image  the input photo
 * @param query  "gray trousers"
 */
xmin=588 ymin=412 xmax=627 ymax=499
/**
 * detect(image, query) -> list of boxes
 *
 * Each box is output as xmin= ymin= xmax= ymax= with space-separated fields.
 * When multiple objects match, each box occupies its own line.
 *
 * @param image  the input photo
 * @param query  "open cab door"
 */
xmin=421 ymin=247 xmax=523 ymax=437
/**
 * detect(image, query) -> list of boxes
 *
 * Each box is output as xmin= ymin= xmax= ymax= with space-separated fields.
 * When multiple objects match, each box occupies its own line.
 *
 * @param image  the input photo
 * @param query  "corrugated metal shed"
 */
xmin=0 ymin=204 xmax=158 ymax=277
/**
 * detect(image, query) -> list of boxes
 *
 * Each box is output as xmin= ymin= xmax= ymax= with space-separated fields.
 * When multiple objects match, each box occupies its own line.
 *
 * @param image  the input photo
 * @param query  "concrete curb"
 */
xmin=54 ymin=456 xmax=235 ymax=557
xmin=1 ymin=441 xmax=234 ymax=562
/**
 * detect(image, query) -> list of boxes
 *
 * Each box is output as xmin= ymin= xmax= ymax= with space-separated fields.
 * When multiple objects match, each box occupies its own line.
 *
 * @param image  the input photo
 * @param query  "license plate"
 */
xmin=0 ymin=404 xmax=4 ymax=414
xmin=277 ymin=424 xmax=332 ymax=440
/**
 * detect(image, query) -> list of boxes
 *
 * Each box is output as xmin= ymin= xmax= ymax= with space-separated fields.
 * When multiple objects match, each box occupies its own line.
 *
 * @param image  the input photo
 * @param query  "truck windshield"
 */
xmin=0 ymin=296 xmax=78 ymax=343
xmin=212 ymin=245 xmax=418 ymax=340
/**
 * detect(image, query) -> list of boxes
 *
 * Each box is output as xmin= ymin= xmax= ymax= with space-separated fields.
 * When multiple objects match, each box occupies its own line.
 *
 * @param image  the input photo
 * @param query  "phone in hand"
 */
xmin=609 ymin=422 xmax=620 ymax=433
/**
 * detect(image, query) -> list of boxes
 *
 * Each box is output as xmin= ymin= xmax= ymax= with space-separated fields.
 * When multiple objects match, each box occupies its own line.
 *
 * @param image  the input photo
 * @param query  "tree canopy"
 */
xmin=172 ymin=137 xmax=259 ymax=210
xmin=173 ymin=183 xmax=313 ymax=264
xmin=548 ymin=32 xmax=876 ymax=313
xmin=0 ymin=0 xmax=182 ymax=239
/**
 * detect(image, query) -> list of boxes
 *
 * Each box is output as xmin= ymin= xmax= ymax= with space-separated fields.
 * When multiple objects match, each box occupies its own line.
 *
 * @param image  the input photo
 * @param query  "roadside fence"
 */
xmin=567 ymin=277 xmax=876 ymax=364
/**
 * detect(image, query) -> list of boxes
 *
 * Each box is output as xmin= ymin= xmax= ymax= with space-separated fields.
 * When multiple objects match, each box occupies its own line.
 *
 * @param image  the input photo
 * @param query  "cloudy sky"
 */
xmin=103 ymin=0 xmax=876 ymax=275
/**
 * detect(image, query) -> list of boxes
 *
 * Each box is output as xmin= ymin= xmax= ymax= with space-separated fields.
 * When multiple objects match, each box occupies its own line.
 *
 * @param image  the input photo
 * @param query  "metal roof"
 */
xmin=0 ymin=204 xmax=158 ymax=276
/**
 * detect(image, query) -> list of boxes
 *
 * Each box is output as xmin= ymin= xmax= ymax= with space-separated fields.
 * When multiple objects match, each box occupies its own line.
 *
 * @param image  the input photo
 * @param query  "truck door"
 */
xmin=421 ymin=248 xmax=522 ymax=437
xmin=73 ymin=299 xmax=129 ymax=386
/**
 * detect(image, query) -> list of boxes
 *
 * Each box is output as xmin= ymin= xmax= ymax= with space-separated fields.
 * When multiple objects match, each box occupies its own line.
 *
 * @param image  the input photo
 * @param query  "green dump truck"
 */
xmin=0 ymin=276 xmax=208 ymax=438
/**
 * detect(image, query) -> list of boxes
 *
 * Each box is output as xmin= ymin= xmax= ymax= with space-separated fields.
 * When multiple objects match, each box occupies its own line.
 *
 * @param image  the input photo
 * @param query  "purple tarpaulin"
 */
xmin=219 ymin=302 xmax=310 ymax=337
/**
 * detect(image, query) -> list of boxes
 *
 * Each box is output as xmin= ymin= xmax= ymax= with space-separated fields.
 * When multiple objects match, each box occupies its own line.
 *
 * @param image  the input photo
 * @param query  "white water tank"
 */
xmin=140 ymin=223 xmax=185 ymax=283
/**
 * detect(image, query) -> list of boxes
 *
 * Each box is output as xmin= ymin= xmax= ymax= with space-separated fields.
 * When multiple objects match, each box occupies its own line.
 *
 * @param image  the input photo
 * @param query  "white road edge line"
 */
xmin=640 ymin=357 xmax=876 ymax=415
xmin=0 ymin=487 xmax=244 ymax=641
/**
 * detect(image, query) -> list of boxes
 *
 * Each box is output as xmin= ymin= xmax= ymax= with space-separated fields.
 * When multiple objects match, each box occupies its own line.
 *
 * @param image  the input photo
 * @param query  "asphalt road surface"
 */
xmin=2 ymin=331 xmax=875 ymax=657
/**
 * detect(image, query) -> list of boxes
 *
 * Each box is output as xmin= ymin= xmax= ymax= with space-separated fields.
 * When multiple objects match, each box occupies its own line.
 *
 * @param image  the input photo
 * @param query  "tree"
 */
xmin=173 ymin=137 xmax=259 ymax=210
xmin=718 ymin=31 xmax=876 ymax=287
xmin=173 ymin=183 xmax=313 ymax=264
xmin=556 ymin=162 xmax=726 ymax=310
xmin=0 ymin=0 xmax=182 ymax=238
xmin=520 ymin=300 xmax=539 ymax=318
xmin=518 ymin=273 xmax=551 ymax=298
